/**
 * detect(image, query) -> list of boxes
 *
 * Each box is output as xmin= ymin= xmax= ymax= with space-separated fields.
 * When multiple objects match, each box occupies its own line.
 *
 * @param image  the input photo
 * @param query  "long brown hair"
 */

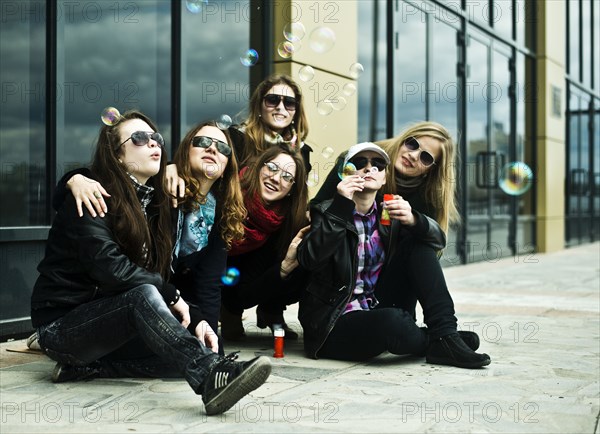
xmin=90 ymin=110 xmax=172 ymax=278
xmin=238 ymin=74 xmax=309 ymax=165
xmin=173 ymin=121 xmax=246 ymax=249
xmin=376 ymin=121 xmax=460 ymax=233
xmin=241 ymin=144 xmax=309 ymax=257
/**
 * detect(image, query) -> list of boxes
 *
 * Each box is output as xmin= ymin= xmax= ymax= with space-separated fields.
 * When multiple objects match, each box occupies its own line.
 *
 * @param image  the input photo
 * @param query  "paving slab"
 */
xmin=1 ymin=242 xmax=598 ymax=433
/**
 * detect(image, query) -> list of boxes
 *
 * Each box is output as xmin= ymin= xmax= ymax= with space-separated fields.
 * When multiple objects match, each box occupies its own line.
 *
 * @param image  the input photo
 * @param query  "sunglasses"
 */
xmin=118 ymin=131 xmax=164 ymax=150
xmin=349 ymin=156 xmax=388 ymax=171
xmin=191 ymin=136 xmax=232 ymax=157
xmin=404 ymin=136 xmax=436 ymax=167
xmin=263 ymin=94 xmax=298 ymax=111
xmin=264 ymin=161 xmax=295 ymax=184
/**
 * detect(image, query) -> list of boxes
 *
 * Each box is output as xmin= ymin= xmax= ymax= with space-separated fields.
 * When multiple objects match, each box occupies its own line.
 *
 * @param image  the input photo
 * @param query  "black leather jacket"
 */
xmin=31 ymin=193 xmax=178 ymax=328
xmin=297 ymin=193 xmax=445 ymax=359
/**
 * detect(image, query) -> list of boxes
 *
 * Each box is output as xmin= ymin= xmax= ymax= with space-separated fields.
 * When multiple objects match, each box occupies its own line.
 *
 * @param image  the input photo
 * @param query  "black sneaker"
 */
xmin=202 ymin=352 xmax=271 ymax=415
xmin=51 ymin=363 xmax=101 ymax=383
xmin=426 ymin=333 xmax=491 ymax=369
xmin=458 ymin=331 xmax=480 ymax=351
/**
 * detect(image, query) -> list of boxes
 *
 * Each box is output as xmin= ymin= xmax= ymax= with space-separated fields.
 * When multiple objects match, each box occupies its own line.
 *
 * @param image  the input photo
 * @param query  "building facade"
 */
xmin=1 ymin=0 xmax=599 ymax=338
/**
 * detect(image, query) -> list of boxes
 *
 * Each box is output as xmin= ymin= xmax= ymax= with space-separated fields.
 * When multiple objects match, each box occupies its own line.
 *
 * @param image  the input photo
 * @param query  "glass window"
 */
xmin=430 ymin=19 xmax=459 ymax=141
xmin=395 ymin=5 xmax=426 ymax=130
xmin=181 ymin=0 xmax=251 ymax=135
xmin=0 ymin=0 xmax=46 ymax=226
xmin=465 ymin=0 xmax=489 ymax=25
xmin=56 ymin=1 xmax=171 ymax=177
xmin=582 ymin=0 xmax=591 ymax=88
xmin=492 ymin=0 xmax=513 ymax=40
xmin=568 ymin=0 xmax=580 ymax=80
xmin=358 ymin=0 xmax=387 ymax=142
xmin=594 ymin=3 xmax=599 ymax=90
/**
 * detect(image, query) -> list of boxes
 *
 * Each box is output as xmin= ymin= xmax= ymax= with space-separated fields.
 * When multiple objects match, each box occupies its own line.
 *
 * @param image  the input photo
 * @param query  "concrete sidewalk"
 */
xmin=1 ymin=242 xmax=598 ymax=433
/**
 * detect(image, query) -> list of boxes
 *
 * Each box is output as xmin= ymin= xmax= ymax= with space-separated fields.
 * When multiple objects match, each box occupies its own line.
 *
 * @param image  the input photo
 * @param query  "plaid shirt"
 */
xmin=344 ymin=201 xmax=385 ymax=314
xmin=128 ymin=173 xmax=154 ymax=216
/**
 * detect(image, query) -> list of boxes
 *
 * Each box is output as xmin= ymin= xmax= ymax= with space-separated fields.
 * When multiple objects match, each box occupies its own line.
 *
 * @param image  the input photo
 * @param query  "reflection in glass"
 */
xmin=182 ymin=0 xmax=250 ymax=135
xmin=0 ymin=0 xmax=46 ymax=226
xmin=568 ymin=0 xmax=580 ymax=79
xmin=358 ymin=0 xmax=387 ymax=142
xmin=582 ymin=0 xmax=592 ymax=88
xmin=56 ymin=1 xmax=171 ymax=177
xmin=395 ymin=7 xmax=426 ymax=129
xmin=492 ymin=0 xmax=513 ymax=40
xmin=465 ymin=0 xmax=488 ymax=25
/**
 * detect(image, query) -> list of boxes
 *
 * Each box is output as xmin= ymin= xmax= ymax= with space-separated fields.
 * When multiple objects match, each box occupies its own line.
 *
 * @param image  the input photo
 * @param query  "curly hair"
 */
xmin=172 ymin=121 xmax=246 ymax=249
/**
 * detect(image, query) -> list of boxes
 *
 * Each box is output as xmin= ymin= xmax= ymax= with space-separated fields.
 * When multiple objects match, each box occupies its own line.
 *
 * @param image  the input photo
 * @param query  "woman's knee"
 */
xmin=127 ymin=284 xmax=163 ymax=306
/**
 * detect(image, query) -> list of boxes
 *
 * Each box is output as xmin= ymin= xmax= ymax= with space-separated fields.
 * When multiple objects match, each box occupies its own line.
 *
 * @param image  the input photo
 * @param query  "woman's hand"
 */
xmin=280 ymin=225 xmax=311 ymax=278
xmin=169 ymin=297 xmax=191 ymax=329
xmin=195 ymin=320 xmax=219 ymax=353
xmin=166 ymin=164 xmax=185 ymax=208
xmin=336 ymin=175 xmax=365 ymax=200
xmin=66 ymin=174 xmax=110 ymax=217
xmin=382 ymin=194 xmax=416 ymax=226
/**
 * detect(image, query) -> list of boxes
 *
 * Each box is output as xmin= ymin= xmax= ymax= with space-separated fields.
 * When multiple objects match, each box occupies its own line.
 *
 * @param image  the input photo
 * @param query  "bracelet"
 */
xmin=169 ymin=289 xmax=181 ymax=306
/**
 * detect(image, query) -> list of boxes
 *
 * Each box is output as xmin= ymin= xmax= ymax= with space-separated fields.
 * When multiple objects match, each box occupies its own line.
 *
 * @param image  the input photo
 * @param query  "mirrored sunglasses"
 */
xmin=118 ymin=131 xmax=164 ymax=150
xmin=404 ymin=136 xmax=436 ymax=167
xmin=191 ymin=136 xmax=232 ymax=157
xmin=349 ymin=156 xmax=388 ymax=171
xmin=263 ymin=94 xmax=298 ymax=111
xmin=264 ymin=161 xmax=295 ymax=184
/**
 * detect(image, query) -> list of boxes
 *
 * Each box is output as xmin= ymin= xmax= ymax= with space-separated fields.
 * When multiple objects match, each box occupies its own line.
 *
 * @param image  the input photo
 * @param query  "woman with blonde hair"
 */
xmin=311 ymin=122 xmax=490 ymax=368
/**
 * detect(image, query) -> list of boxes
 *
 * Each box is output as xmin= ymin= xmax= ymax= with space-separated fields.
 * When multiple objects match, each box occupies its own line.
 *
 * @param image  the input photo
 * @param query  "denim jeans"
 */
xmin=37 ymin=284 xmax=219 ymax=393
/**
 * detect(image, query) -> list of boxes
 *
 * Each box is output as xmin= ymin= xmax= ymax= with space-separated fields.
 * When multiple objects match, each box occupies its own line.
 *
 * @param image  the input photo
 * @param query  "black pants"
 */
xmin=319 ymin=237 xmax=457 ymax=361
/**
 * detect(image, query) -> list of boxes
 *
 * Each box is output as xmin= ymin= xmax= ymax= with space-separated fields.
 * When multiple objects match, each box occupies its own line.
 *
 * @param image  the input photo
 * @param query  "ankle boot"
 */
xmin=256 ymin=307 xmax=299 ymax=340
xmin=52 ymin=362 xmax=102 ymax=383
xmin=220 ymin=306 xmax=246 ymax=341
xmin=426 ymin=333 xmax=491 ymax=369
xmin=458 ymin=331 xmax=480 ymax=351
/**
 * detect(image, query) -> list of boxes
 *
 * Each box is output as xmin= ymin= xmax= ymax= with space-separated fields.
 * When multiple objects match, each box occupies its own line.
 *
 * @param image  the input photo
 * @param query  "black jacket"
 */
xmin=31 ymin=192 xmax=178 ymax=328
xmin=296 ymin=194 xmax=445 ymax=359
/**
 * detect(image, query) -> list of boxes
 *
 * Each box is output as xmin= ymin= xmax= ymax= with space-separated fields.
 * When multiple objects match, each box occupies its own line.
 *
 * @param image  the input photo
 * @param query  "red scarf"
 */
xmin=229 ymin=172 xmax=285 ymax=256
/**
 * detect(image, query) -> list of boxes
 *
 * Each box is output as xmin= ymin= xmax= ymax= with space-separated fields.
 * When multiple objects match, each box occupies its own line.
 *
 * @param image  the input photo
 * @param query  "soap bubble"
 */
xmin=309 ymin=26 xmax=336 ymax=53
xmin=499 ymin=162 xmax=534 ymax=195
xmin=100 ymin=107 xmax=121 ymax=126
xmin=216 ymin=114 xmax=232 ymax=130
xmin=306 ymin=170 xmax=319 ymax=187
xmin=321 ymin=146 xmax=334 ymax=159
xmin=331 ymin=96 xmax=347 ymax=111
xmin=317 ymin=100 xmax=334 ymax=116
xmin=338 ymin=162 xmax=357 ymax=180
xmin=240 ymin=49 xmax=259 ymax=67
xmin=343 ymin=83 xmax=357 ymax=96
xmin=298 ymin=65 xmax=315 ymax=82
xmin=283 ymin=22 xmax=306 ymax=42
xmin=221 ymin=267 xmax=240 ymax=286
xmin=277 ymin=41 xmax=295 ymax=59
xmin=349 ymin=63 xmax=364 ymax=79
xmin=185 ymin=0 xmax=208 ymax=14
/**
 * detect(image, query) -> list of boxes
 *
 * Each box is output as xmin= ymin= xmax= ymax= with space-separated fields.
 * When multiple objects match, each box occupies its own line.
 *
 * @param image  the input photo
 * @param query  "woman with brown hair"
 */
xmin=31 ymin=111 xmax=271 ymax=415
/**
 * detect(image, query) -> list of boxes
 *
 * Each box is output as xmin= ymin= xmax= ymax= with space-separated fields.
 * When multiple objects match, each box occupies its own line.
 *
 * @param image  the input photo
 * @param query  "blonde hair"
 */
xmin=376 ymin=121 xmax=459 ymax=233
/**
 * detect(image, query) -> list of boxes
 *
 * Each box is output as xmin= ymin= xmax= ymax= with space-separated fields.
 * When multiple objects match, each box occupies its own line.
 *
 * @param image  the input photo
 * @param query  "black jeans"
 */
xmin=375 ymin=236 xmax=457 ymax=339
xmin=37 ymin=284 xmax=219 ymax=393
xmin=318 ymin=309 xmax=427 ymax=361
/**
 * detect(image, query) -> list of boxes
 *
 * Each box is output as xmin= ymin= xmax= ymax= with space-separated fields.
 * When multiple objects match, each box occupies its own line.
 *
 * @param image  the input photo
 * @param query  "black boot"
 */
xmin=426 ymin=333 xmax=491 ymax=369
xmin=51 ymin=362 xmax=102 ymax=383
xmin=220 ymin=305 xmax=246 ymax=341
xmin=256 ymin=306 xmax=299 ymax=340
xmin=458 ymin=331 xmax=480 ymax=351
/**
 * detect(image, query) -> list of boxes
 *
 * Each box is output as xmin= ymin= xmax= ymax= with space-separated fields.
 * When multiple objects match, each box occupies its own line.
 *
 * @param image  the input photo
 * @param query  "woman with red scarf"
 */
xmin=220 ymin=144 xmax=309 ymax=341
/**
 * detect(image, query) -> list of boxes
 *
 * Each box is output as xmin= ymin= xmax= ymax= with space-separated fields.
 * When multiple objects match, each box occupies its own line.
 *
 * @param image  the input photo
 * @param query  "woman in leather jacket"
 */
xmin=298 ymin=142 xmax=491 ymax=369
xmin=30 ymin=111 xmax=271 ymax=414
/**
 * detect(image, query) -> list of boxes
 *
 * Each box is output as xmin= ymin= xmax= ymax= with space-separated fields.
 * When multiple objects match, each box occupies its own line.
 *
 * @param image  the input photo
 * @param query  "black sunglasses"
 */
xmin=191 ymin=136 xmax=232 ymax=157
xmin=349 ymin=156 xmax=388 ymax=171
xmin=404 ymin=136 xmax=436 ymax=167
xmin=263 ymin=94 xmax=298 ymax=111
xmin=264 ymin=161 xmax=295 ymax=184
xmin=118 ymin=131 xmax=164 ymax=150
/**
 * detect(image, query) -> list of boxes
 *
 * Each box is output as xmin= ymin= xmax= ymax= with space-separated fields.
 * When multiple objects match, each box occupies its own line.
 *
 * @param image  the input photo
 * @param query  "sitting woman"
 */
xmin=220 ymin=144 xmax=310 ymax=341
xmin=31 ymin=110 xmax=271 ymax=415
